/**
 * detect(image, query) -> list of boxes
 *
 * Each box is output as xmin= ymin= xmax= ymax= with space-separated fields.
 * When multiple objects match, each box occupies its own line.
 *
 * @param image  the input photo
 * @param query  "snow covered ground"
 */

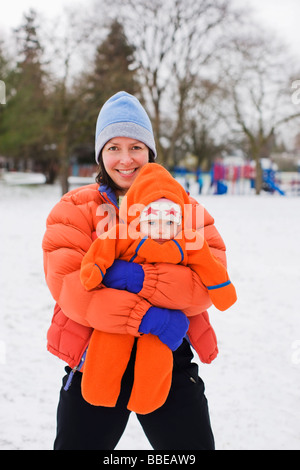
xmin=0 ymin=181 xmax=299 ymax=450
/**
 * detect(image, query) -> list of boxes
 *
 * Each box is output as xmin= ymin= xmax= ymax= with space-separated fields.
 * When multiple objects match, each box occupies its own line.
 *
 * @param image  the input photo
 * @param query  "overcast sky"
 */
xmin=1 ymin=0 xmax=299 ymax=56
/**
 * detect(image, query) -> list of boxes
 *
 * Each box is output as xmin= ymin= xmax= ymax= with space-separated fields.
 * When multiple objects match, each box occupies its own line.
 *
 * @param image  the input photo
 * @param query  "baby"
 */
xmin=139 ymin=197 xmax=182 ymax=244
xmin=80 ymin=163 xmax=237 ymax=414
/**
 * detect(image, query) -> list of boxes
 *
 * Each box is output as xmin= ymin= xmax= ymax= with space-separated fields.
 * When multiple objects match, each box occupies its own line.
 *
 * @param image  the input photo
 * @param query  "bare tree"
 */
xmin=107 ymin=0 xmax=235 ymax=166
xmin=42 ymin=5 xmax=106 ymax=194
xmin=185 ymin=78 xmax=231 ymax=170
xmin=218 ymin=31 xmax=300 ymax=193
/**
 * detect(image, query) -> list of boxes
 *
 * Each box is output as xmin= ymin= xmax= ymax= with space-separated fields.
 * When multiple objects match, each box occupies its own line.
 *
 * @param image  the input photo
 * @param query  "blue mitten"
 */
xmin=102 ymin=259 xmax=145 ymax=294
xmin=139 ymin=306 xmax=189 ymax=351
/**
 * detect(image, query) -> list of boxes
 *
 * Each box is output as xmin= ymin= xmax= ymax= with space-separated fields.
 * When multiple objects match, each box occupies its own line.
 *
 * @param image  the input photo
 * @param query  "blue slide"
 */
xmin=264 ymin=176 xmax=285 ymax=196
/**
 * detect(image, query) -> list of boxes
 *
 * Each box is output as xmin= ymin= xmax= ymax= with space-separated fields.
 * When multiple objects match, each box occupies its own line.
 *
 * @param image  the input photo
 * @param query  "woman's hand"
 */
xmin=102 ymin=259 xmax=144 ymax=294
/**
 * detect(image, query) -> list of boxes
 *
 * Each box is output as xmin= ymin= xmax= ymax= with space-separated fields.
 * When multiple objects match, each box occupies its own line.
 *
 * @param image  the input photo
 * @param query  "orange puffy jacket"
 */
xmin=79 ymin=163 xmax=234 ymax=413
xmin=42 ymin=176 xmax=227 ymax=371
xmin=81 ymin=166 xmax=236 ymax=312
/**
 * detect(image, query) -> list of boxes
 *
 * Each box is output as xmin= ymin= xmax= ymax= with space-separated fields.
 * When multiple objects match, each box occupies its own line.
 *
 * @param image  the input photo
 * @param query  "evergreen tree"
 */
xmin=83 ymin=19 xmax=141 ymax=144
xmin=91 ymin=19 xmax=139 ymax=102
xmin=0 ymin=10 xmax=50 ymax=168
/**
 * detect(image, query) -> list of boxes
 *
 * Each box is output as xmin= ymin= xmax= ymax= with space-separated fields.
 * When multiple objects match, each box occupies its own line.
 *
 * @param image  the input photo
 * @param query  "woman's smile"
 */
xmin=116 ymin=168 xmax=138 ymax=176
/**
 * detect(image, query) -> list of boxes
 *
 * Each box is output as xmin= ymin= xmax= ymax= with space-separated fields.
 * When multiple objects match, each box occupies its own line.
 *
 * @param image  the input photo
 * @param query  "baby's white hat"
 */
xmin=140 ymin=198 xmax=182 ymax=224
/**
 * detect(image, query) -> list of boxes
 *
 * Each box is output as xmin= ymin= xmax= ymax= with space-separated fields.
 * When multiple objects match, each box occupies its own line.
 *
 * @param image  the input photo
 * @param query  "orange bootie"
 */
xmin=81 ymin=330 xmax=134 ymax=406
xmin=127 ymin=334 xmax=173 ymax=414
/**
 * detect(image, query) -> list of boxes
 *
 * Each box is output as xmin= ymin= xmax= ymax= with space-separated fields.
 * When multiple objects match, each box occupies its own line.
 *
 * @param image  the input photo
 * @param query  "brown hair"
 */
xmin=95 ymin=149 xmax=156 ymax=193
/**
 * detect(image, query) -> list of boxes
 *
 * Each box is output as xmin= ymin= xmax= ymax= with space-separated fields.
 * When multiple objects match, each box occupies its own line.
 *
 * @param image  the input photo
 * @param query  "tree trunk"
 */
xmin=58 ymin=136 xmax=69 ymax=195
xmin=250 ymin=144 xmax=262 ymax=195
xmin=255 ymin=158 xmax=263 ymax=195
xmin=60 ymin=156 xmax=69 ymax=195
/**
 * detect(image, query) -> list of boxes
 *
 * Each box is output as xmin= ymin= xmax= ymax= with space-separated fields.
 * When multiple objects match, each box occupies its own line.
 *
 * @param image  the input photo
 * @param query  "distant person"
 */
xmin=197 ymin=169 xmax=203 ymax=194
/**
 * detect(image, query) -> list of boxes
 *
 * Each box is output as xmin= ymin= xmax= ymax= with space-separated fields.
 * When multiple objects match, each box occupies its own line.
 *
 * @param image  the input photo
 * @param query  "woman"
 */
xmin=43 ymin=91 xmax=227 ymax=450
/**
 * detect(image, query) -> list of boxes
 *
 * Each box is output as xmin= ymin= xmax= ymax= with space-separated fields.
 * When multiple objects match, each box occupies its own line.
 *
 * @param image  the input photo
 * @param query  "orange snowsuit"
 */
xmin=80 ymin=163 xmax=237 ymax=414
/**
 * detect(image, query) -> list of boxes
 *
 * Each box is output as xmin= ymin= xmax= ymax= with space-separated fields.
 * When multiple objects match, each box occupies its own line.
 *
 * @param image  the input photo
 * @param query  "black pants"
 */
xmin=54 ymin=339 xmax=215 ymax=450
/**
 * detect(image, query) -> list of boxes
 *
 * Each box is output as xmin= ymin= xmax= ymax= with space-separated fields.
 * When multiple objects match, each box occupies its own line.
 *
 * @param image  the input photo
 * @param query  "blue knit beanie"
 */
xmin=95 ymin=91 xmax=157 ymax=163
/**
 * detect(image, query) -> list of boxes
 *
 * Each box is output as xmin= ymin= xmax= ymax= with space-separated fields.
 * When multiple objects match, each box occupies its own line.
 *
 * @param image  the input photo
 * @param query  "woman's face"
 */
xmin=102 ymin=137 xmax=149 ymax=195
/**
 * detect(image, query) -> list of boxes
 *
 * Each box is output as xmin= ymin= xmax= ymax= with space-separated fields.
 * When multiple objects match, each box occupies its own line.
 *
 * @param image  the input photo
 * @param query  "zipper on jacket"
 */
xmin=63 ymin=349 xmax=87 ymax=392
xmin=99 ymin=190 xmax=119 ymax=213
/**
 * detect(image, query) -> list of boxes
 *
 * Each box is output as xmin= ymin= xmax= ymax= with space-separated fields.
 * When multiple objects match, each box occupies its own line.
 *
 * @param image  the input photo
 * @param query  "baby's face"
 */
xmin=140 ymin=218 xmax=181 ymax=244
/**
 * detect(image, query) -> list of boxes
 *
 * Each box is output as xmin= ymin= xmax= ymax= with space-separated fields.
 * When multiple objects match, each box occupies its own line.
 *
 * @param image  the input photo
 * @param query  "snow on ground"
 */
xmin=0 ymin=181 xmax=299 ymax=450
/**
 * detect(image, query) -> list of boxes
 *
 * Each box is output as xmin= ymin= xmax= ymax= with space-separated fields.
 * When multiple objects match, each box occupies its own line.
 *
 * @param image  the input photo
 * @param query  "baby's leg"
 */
xmin=81 ymin=330 xmax=135 ymax=406
xmin=127 ymin=334 xmax=173 ymax=414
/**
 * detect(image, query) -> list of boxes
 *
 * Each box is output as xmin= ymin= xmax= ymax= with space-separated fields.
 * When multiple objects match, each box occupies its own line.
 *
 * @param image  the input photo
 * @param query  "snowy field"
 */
xmin=0 ymin=181 xmax=299 ymax=450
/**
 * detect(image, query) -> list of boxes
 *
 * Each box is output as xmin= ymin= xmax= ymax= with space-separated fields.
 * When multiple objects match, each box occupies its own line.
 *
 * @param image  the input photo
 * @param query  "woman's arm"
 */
xmin=140 ymin=263 xmax=212 ymax=314
xmin=43 ymin=192 xmax=226 ymax=332
xmin=42 ymin=197 xmax=150 ymax=336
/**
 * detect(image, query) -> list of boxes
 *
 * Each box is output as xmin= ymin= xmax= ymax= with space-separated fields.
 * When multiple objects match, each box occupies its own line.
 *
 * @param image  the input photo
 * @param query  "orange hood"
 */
xmin=119 ymin=163 xmax=191 ymax=225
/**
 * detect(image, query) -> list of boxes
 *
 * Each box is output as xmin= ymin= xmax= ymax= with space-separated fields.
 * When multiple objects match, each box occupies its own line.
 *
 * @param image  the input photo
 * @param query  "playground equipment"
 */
xmin=210 ymin=158 xmax=287 ymax=195
xmin=260 ymin=158 xmax=285 ymax=195
xmin=173 ymin=157 xmax=299 ymax=196
xmin=210 ymin=159 xmax=256 ymax=195
xmin=262 ymin=169 xmax=285 ymax=196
